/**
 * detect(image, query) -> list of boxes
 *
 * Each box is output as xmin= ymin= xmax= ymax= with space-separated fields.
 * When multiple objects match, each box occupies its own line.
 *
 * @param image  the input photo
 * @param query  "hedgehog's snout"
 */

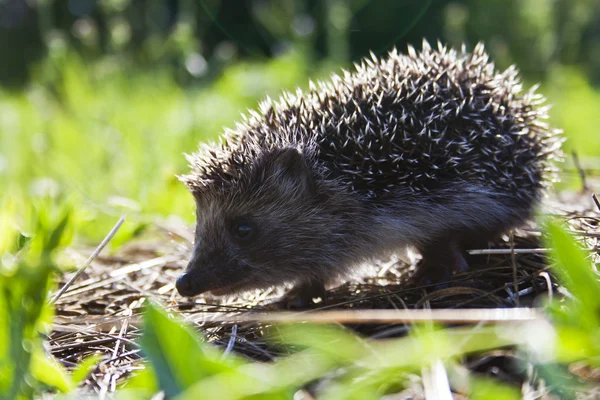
xmin=176 ymin=268 xmax=222 ymax=297
xmin=177 ymin=248 xmax=251 ymax=297
xmin=176 ymin=250 xmax=206 ymax=297
xmin=175 ymin=272 xmax=197 ymax=297
xmin=176 ymin=253 xmax=216 ymax=297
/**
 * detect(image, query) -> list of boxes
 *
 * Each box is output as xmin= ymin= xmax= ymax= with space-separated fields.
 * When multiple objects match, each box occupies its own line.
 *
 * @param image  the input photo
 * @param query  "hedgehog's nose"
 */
xmin=176 ymin=273 xmax=196 ymax=297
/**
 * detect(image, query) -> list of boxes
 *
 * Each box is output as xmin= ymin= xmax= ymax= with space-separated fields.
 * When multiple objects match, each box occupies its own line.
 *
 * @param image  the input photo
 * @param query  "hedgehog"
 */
xmin=175 ymin=41 xmax=562 ymax=306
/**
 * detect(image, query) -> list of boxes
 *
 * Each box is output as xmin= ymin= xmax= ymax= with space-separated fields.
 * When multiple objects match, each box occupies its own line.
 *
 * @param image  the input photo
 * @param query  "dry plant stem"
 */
xmin=422 ymin=360 xmax=453 ymax=400
xmin=50 ymin=216 xmax=126 ymax=303
xmin=538 ymin=271 xmax=553 ymax=301
xmin=510 ymin=232 xmax=520 ymax=306
xmin=198 ymin=308 xmax=544 ymax=324
xmin=113 ymin=309 xmax=131 ymax=360
xmin=467 ymin=248 xmax=548 ymax=255
xmin=569 ymin=230 xmax=600 ymax=238
xmin=593 ymin=193 xmax=600 ymax=211
xmin=51 ymin=308 xmax=544 ymax=330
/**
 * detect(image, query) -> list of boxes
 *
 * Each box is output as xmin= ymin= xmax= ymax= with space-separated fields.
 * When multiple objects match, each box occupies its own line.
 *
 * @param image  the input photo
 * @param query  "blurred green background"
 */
xmin=1 ymin=0 xmax=599 ymax=242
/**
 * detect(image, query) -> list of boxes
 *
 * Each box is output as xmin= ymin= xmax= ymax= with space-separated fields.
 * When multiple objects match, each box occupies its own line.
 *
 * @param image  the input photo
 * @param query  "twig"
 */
xmin=568 ymin=230 xmax=600 ymax=238
xmin=100 ymin=349 xmax=143 ymax=366
xmin=59 ymin=307 xmax=544 ymax=328
xmin=422 ymin=359 xmax=453 ymax=400
xmin=593 ymin=193 xmax=600 ymax=212
xmin=510 ymin=232 xmax=520 ymax=306
xmin=112 ymin=308 xmax=131 ymax=361
xmin=198 ymin=308 xmax=544 ymax=325
xmin=221 ymin=324 xmax=238 ymax=360
xmin=467 ymin=248 xmax=548 ymax=255
xmin=50 ymin=216 xmax=125 ymax=303
xmin=538 ymin=271 xmax=553 ymax=301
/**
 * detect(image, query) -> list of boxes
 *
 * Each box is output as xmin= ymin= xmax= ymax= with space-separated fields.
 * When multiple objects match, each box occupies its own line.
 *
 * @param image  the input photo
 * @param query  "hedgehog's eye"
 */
xmin=231 ymin=218 xmax=256 ymax=243
xmin=236 ymin=224 xmax=252 ymax=237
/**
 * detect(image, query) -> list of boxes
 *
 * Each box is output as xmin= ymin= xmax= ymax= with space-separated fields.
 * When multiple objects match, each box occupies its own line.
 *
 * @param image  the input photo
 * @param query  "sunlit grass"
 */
xmin=0 ymin=51 xmax=313 ymax=242
xmin=544 ymin=66 xmax=600 ymax=158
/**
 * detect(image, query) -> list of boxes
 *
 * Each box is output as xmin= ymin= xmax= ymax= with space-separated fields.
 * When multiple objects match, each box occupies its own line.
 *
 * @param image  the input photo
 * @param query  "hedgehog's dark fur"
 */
xmin=176 ymin=41 xmax=562 ymax=305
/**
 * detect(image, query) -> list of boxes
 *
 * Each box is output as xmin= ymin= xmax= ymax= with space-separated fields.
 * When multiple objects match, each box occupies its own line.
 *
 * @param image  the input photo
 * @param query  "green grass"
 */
xmin=0 ymin=201 xmax=74 ymax=399
xmin=544 ymin=66 xmax=600 ymax=158
xmin=0 ymin=51 xmax=315 ymax=242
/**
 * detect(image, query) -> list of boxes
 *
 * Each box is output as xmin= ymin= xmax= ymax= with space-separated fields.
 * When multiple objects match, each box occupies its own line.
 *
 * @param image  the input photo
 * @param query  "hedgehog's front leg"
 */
xmin=415 ymin=239 xmax=469 ymax=285
xmin=278 ymin=279 xmax=327 ymax=309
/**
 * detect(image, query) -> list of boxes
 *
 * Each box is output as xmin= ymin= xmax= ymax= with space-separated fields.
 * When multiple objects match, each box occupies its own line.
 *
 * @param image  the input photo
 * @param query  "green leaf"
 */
xmin=0 ymin=283 xmax=11 ymax=397
xmin=469 ymin=376 xmax=521 ymax=400
xmin=115 ymin=365 xmax=159 ymax=400
xmin=71 ymin=354 xmax=103 ymax=385
xmin=140 ymin=301 xmax=245 ymax=397
xmin=119 ymin=365 xmax=158 ymax=391
xmin=271 ymin=324 xmax=369 ymax=363
xmin=554 ymin=325 xmax=600 ymax=363
xmin=320 ymin=368 xmax=410 ymax=400
xmin=0 ymin=198 xmax=76 ymax=398
xmin=44 ymin=208 xmax=72 ymax=254
xmin=31 ymin=348 xmax=74 ymax=393
xmin=15 ymin=231 xmax=32 ymax=254
xmin=544 ymin=220 xmax=600 ymax=328
xmin=534 ymin=363 xmax=587 ymax=399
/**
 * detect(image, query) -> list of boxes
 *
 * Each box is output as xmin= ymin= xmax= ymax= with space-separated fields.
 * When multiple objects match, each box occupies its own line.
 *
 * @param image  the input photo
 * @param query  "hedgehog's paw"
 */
xmin=275 ymin=280 xmax=327 ymax=310
xmin=414 ymin=240 xmax=468 ymax=286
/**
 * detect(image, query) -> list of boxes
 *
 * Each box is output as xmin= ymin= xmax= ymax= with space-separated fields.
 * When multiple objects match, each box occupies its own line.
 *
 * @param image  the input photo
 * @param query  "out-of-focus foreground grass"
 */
xmin=1 ymin=50 xmax=599 ymax=242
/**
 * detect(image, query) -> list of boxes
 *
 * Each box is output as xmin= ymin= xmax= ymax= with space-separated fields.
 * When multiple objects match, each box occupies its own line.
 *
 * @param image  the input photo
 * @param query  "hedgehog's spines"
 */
xmin=421 ymin=39 xmax=431 ymax=52
xmin=407 ymin=44 xmax=417 ymax=59
xmin=185 ymin=42 xmax=562 ymax=200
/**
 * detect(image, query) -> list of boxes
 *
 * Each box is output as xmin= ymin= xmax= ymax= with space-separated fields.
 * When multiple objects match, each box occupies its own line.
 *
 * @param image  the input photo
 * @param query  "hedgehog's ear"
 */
xmin=262 ymin=148 xmax=315 ymax=196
